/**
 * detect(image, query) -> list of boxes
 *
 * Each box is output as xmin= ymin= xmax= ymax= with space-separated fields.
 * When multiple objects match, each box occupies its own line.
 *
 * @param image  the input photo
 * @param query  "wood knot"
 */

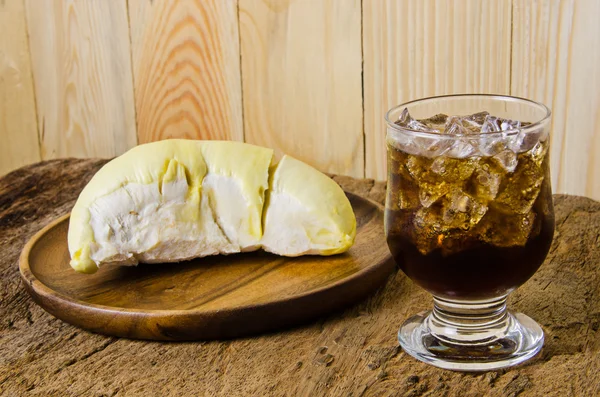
xmin=315 ymin=354 xmax=334 ymax=366
xmin=314 ymin=346 xmax=334 ymax=366
xmin=407 ymin=375 xmax=420 ymax=385
xmin=503 ymin=374 xmax=532 ymax=397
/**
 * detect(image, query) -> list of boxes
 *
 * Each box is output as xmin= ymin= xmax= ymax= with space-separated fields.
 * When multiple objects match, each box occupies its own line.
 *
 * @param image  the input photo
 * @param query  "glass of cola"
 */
xmin=385 ymin=94 xmax=554 ymax=371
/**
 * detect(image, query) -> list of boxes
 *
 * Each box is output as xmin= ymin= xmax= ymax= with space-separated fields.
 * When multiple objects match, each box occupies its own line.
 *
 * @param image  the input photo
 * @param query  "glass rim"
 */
xmin=385 ymin=94 xmax=552 ymax=138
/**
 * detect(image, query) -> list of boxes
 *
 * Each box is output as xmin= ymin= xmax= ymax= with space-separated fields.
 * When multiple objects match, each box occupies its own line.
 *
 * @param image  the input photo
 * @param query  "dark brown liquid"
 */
xmin=386 ymin=209 xmax=554 ymax=299
xmin=385 ymin=147 xmax=555 ymax=300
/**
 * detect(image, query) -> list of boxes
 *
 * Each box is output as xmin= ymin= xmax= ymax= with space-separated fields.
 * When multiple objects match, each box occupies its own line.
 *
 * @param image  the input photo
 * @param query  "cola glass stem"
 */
xmin=429 ymin=295 xmax=509 ymax=344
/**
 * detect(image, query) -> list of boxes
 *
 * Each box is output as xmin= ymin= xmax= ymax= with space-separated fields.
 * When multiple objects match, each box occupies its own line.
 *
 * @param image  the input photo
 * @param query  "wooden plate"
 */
xmin=20 ymin=193 xmax=394 ymax=341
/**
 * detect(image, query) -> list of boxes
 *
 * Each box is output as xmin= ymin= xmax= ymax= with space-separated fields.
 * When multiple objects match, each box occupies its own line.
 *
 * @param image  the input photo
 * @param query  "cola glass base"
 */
xmin=397 ymin=295 xmax=544 ymax=371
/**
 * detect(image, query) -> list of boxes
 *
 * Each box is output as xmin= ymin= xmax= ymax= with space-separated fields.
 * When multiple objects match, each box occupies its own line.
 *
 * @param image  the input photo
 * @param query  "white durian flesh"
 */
xmin=68 ymin=140 xmax=356 ymax=274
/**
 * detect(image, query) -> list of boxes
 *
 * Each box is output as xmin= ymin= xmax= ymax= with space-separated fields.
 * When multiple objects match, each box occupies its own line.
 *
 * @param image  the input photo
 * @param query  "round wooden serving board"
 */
xmin=20 ymin=193 xmax=394 ymax=341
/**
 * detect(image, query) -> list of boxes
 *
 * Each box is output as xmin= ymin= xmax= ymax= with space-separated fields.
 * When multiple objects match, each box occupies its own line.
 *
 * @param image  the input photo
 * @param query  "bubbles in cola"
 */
xmin=386 ymin=109 xmax=554 ymax=299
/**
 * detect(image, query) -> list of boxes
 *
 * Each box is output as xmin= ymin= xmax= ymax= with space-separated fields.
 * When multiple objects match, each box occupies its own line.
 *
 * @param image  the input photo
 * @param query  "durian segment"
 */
xmin=199 ymin=141 xmax=272 ymax=252
xmin=68 ymin=140 xmax=273 ymax=273
xmin=261 ymin=155 xmax=356 ymax=256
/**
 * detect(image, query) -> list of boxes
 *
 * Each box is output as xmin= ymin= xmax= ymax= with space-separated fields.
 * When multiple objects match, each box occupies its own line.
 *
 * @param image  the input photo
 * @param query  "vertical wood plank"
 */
xmin=511 ymin=0 xmax=600 ymax=200
xmin=239 ymin=0 xmax=364 ymax=177
xmin=128 ymin=0 xmax=243 ymax=143
xmin=363 ymin=0 xmax=512 ymax=180
xmin=25 ymin=0 xmax=137 ymax=160
xmin=0 ymin=0 xmax=40 ymax=175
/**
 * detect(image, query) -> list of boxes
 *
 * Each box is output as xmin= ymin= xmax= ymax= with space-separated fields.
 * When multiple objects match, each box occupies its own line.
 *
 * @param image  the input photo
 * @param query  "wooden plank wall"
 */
xmin=0 ymin=0 xmax=598 ymax=200
xmin=24 ymin=0 xmax=137 ymax=160
xmin=239 ymin=0 xmax=363 ymax=176
xmin=0 ymin=0 xmax=40 ymax=174
xmin=128 ymin=0 xmax=243 ymax=143
xmin=363 ymin=0 xmax=512 ymax=180
xmin=511 ymin=0 xmax=600 ymax=199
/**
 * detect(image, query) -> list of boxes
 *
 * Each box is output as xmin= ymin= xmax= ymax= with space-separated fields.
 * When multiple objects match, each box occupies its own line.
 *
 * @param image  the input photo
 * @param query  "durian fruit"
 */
xmin=68 ymin=140 xmax=356 ymax=274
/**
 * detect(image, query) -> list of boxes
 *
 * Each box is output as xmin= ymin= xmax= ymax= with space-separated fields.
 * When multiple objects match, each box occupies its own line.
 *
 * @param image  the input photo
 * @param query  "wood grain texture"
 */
xmin=239 ymin=0 xmax=364 ymax=177
xmin=3 ymin=0 xmax=599 ymax=197
xmin=2 ymin=159 xmax=600 ymax=396
xmin=19 ymin=195 xmax=393 ymax=340
xmin=0 ymin=0 xmax=40 ymax=175
xmin=511 ymin=0 xmax=600 ymax=201
xmin=363 ymin=0 xmax=513 ymax=180
xmin=128 ymin=0 xmax=243 ymax=143
xmin=24 ymin=0 xmax=137 ymax=160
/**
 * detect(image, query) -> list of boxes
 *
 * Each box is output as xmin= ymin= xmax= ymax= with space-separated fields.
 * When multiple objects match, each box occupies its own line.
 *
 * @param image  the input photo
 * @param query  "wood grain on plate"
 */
xmin=19 ymin=192 xmax=393 ymax=341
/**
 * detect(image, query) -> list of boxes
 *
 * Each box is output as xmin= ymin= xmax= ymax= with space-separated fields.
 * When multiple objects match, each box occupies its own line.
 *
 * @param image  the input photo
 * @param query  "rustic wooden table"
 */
xmin=1 ymin=159 xmax=599 ymax=397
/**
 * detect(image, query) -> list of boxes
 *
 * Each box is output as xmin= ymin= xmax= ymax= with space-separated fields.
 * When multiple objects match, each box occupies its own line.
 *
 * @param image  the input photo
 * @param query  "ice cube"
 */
xmin=396 ymin=108 xmax=440 ymax=132
xmin=405 ymin=155 xmax=431 ymax=181
xmin=506 ymin=127 xmax=539 ymax=154
xmin=445 ymin=116 xmax=474 ymax=135
xmin=462 ymin=111 xmax=490 ymax=133
xmin=444 ymin=138 xmax=478 ymax=158
xmin=395 ymin=175 xmax=420 ymax=210
xmin=440 ymin=115 xmax=482 ymax=158
xmin=441 ymin=189 xmax=488 ymax=230
xmin=406 ymin=154 xmax=451 ymax=184
xmin=430 ymin=157 xmax=477 ymax=182
xmin=386 ymin=149 xmax=421 ymax=211
xmin=492 ymin=150 xmax=519 ymax=173
xmin=412 ymin=193 xmax=484 ymax=256
xmin=419 ymin=181 xmax=451 ymax=208
xmin=477 ymin=135 xmax=508 ymax=157
xmin=481 ymin=115 xmax=521 ymax=133
xmin=398 ymin=189 xmax=420 ymax=210
xmin=445 ymin=112 xmax=488 ymax=134
xmin=405 ymin=155 xmax=453 ymax=207
xmin=467 ymin=111 xmax=490 ymax=126
xmin=492 ymin=156 xmax=544 ymax=214
xmin=386 ymin=179 xmax=420 ymax=211
xmin=482 ymin=117 xmax=540 ymax=156
xmin=527 ymin=140 xmax=548 ymax=167
xmin=413 ymin=206 xmax=446 ymax=255
xmin=500 ymin=119 xmax=521 ymax=130
xmin=387 ymin=131 xmax=421 ymax=156
xmin=414 ymin=205 xmax=443 ymax=231
xmin=506 ymin=130 xmax=525 ymax=153
xmin=470 ymin=115 xmax=530 ymax=156
xmin=419 ymin=113 xmax=449 ymax=130
xmin=512 ymin=122 xmax=541 ymax=153
xmin=387 ymin=141 xmax=407 ymax=163
xmin=477 ymin=210 xmax=536 ymax=247
xmin=413 ymin=136 xmax=455 ymax=157
xmin=394 ymin=109 xmax=455 ymax=157
xmin=471 ymin=163 xmax=502 ymax=201
xmin=430 ymin=157 xmax=447 ymax=174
